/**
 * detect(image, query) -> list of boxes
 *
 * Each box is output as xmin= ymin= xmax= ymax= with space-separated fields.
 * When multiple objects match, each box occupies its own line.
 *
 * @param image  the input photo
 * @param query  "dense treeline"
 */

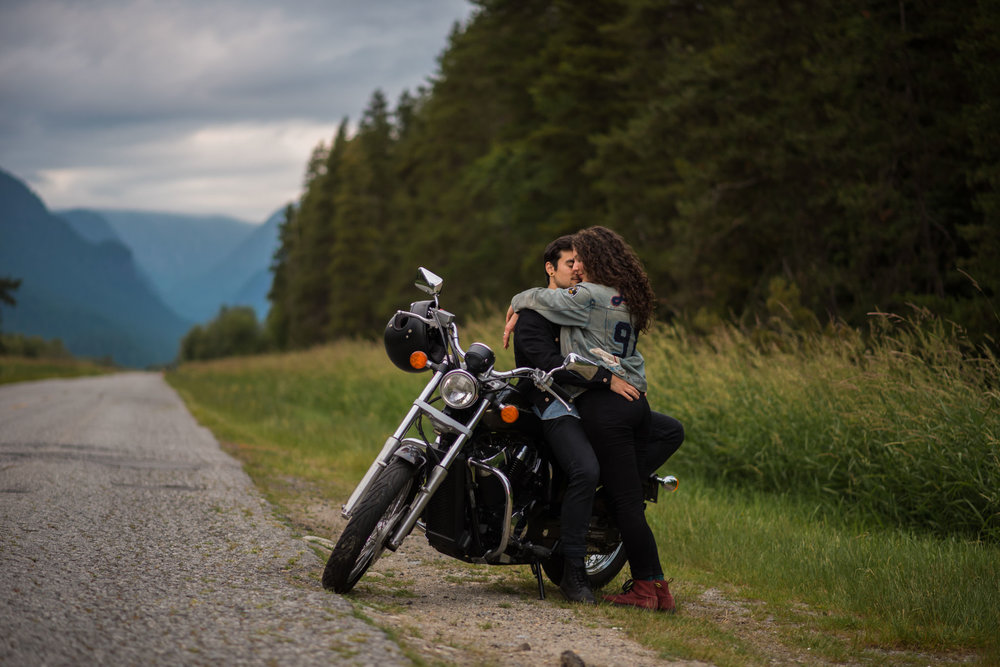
xmin=0 ymin=333 xmax=71 ymax=359
xmin=180 ymin=306 xmax=269 ymax=361
xmin=268 ymin=0 xmax=999 ymax=349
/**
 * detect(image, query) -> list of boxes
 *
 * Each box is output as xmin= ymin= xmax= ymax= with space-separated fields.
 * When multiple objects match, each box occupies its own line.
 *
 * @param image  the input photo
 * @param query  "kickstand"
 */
xmin=530 ymin=561 xmax=546 ymax=600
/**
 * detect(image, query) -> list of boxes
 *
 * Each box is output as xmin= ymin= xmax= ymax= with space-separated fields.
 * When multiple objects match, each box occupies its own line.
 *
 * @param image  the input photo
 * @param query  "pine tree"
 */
xmin=327 ymin=91 xmax=398 ymax=337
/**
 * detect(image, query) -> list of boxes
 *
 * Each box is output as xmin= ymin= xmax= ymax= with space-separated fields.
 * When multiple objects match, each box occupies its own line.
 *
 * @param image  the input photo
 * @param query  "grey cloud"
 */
xmin=0 ymin=0 xmax=471 ymax=219
xmin=2 ymin=0 xmax=462 ymax=124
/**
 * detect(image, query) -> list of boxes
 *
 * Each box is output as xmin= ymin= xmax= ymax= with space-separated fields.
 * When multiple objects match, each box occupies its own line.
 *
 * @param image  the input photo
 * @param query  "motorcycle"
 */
xmin=322 ymin=267 xmax=677 ymax=597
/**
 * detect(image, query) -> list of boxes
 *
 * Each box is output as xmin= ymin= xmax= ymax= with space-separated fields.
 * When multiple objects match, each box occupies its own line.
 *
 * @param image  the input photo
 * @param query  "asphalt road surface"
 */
xmin=0 ymin=372 xmax=406 ymax=665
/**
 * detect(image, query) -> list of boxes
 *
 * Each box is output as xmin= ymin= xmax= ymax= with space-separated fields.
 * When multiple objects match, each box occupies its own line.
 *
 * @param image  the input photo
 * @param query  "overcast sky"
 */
xmin=0 ymin=0 xmax=473 ymax=222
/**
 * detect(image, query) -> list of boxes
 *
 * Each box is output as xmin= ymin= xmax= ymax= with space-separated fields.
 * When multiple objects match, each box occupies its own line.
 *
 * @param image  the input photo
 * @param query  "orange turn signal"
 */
xmin=409 ymin=351 xmax=428 ymax=370
xmin=500 ymin=404 xmax=519 ymax=424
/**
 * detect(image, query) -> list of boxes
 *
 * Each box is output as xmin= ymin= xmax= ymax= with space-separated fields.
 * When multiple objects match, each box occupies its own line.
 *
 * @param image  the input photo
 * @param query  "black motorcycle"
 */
xmin=322 ymin=268 xmax=677 ymax=597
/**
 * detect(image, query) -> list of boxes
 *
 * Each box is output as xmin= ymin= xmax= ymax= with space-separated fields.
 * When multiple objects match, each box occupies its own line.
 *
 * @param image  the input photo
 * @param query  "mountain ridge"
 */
xmin=0 ymin=168 xmax=193 ymax=367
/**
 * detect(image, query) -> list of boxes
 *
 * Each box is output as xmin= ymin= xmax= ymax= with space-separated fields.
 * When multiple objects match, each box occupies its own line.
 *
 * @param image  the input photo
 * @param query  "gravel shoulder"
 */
xmin=0 ymin=373 xmax=405 ymax=666
xmin=293 ymin=490 xmax=708 ymax=667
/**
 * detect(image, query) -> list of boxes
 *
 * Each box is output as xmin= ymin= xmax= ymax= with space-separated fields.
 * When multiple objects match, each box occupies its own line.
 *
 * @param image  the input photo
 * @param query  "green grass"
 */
xmin=646 ymin=311 xmax=1000 ymax=542
xmin=167 ymin=341 xmax=430 ymax=498
xmin=643 ymin=481 xmax=999 ymax=658
xmin=166 ymin=312 xmax=999 ymax=664
xmin=0 ymin=355 xmax=115 ymax=385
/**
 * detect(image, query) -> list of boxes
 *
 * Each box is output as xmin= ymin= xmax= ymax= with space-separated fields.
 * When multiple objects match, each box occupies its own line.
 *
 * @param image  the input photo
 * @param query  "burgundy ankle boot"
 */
xmin=655 ymin=578 xmax=676 ymax=613
xmin=602 ymin=579 xmax=659 ymax=610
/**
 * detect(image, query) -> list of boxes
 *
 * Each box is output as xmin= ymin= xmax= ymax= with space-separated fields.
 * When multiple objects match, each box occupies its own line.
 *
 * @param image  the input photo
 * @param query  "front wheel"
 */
xmin=542 ymin=542 xmax=628 ymax=590
xmin=322 ymin=459 xmax=417 ymax=593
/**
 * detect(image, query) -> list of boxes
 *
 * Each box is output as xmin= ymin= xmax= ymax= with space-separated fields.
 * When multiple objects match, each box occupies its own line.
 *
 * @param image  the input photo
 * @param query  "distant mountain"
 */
xmin=58 ymin=209 xmax=160 ymax=296
xmin=91 ymin=209 xmax=257 ymax=298
xmin=161 ymin=207 xmax=283 ymax=322
xmin=58 ymin=208 xmax=121 ymax=244
xmin=0 ymin=168 xmax=192 ymax=367
xmin=66 ymin=208 xmax=281 ymax=323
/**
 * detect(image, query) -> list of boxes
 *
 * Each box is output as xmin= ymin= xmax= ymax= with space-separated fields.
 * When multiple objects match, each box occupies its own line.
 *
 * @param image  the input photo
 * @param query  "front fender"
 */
xmin=391 ymin=441 xmax=427 ymax=469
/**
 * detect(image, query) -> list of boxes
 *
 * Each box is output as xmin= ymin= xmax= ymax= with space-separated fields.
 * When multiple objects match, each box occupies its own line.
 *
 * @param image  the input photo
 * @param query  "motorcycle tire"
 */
xmin=541 ymin=542 xmax=628 ymax=590
xmin=322 ymin=459 xmax=417 ymax=593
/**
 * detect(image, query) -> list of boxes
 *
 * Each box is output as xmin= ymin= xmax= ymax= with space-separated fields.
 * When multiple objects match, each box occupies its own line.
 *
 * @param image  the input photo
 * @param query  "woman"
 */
xmin=506 ymin=226 xmax=674 ymax=612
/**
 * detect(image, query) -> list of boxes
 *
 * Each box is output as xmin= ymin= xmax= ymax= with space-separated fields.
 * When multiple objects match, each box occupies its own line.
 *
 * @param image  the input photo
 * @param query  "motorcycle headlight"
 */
xmin=440 ymin=370 xmax=479 ymax=409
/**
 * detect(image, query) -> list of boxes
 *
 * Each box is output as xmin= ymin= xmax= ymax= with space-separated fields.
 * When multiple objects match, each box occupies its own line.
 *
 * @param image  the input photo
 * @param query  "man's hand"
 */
xmin=502 ymin=307 xmax=519 ymax=349
xmin=610 ymin=375 xmax=641 ymax=401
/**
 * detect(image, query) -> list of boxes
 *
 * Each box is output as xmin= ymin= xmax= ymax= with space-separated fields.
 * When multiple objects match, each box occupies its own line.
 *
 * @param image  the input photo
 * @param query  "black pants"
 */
xmin=543 ymin=416 xmax=600 ymax=560
xmin=643 ymin=411 xmax=685 ymax=477
xmin=576 ymin=390 xmax=663 ymax=580
xmin=543 ymin=407 xmax=683 ymax=561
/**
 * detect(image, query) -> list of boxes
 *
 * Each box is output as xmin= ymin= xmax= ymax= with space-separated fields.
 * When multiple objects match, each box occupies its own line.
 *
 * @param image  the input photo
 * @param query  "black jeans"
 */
xmin=543 ymin=416 xmax=600 ymax=560
xmin=642 ymin=411 xmax=685 ymax=477
xmin=576 ymin=390 xmax=663 ymax=580
xmin=542 ymin=405 xmax=683 ymax=561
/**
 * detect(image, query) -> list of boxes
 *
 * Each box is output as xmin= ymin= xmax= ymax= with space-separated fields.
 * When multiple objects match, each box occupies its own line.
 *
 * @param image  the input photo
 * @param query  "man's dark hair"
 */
xmin=541 ymin=235 xmax=574 ymax=285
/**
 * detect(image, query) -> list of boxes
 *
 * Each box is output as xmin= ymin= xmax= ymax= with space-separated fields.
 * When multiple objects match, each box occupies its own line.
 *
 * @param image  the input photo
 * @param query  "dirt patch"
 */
xmin=296 ymin=498 xmax=704 ymax=667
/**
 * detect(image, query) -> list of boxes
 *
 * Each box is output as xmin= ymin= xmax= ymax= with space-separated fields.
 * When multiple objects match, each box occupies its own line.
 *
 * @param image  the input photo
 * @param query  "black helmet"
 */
xmin=384 ymin=300 xmax=444 ymax=372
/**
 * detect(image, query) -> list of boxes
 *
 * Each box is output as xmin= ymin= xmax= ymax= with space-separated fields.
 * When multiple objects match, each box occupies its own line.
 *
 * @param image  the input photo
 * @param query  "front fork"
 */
xmin=340 ymin=369 xmax=493 ymax=551
xmin=342 ymin=371 xmax=444 ymax=517
xmin=386 ymin=399 xmax=490 ymax=550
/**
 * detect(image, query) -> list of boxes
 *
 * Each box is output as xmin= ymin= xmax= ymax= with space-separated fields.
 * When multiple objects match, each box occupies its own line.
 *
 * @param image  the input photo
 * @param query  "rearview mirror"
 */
xmin=563 ymin=352 xmax=599 ymax=380
xmin=415 ymin=267 xmax=443 ymax=296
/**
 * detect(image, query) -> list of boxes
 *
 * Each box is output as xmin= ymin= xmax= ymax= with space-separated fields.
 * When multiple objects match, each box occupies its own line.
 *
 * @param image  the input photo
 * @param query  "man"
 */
xmin=509 ymin=236 xmax=684 ymax=604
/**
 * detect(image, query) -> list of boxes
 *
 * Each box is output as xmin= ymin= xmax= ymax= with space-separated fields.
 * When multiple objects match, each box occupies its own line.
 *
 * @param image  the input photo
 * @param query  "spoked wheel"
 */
xmin=322 ymin=459 xmax=417 ymax=593
xmin=542 ymin=541 xmax=628 ymax=590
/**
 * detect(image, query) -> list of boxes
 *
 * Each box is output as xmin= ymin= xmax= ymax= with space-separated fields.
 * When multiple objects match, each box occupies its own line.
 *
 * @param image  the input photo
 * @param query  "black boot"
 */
xmin=559 ymin=557 xmax=596 ymax=604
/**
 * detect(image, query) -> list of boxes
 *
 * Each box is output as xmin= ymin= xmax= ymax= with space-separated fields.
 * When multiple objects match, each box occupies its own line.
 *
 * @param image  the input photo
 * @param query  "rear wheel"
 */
xmin=542 ymin=542 xmax=628 ymax=590
xmin=322 ymin=459 xmax=417 ymax=593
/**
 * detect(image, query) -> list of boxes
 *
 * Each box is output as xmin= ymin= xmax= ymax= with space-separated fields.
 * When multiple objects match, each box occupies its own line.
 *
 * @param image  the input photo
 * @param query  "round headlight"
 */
xmin=440 ymin=370 xmax=479 ymax=409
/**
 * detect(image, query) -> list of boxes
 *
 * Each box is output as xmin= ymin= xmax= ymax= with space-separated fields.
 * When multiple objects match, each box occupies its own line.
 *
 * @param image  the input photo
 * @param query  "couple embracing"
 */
xmin=503 ymin=226 xmax=684 ymax=612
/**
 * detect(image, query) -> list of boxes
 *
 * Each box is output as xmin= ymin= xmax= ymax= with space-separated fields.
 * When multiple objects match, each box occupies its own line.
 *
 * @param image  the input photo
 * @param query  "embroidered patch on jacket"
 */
xmin=567 ymin=286 xmax=580 ymax=296
xmin=611 ymin=295 xmax=625 ymax=306
xmin=589 ymin=347 xmax=623 ymax=372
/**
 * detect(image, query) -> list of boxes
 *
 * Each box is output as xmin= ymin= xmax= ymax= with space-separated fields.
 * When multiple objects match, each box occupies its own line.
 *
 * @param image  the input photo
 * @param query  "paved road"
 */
xmin=0 ymin=372 xmax=406 ymax=666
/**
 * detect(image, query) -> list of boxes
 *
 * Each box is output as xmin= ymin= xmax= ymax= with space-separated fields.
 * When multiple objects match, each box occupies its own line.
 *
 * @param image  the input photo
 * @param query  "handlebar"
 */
xmin=398 ymin=305 xmax=578 ymax=412
xmin=489 ymin=365 xmax=574 ymax=412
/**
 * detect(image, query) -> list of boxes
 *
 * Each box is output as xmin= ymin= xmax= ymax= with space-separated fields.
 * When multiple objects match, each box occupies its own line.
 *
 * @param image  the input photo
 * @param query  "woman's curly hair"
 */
xmin=572 ymin=226 xmax=656 ymax=332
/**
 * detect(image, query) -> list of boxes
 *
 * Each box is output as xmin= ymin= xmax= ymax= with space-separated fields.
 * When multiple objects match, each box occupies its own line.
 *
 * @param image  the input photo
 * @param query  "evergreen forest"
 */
xmin=267 ymin=0 xmax=1000 ymax=350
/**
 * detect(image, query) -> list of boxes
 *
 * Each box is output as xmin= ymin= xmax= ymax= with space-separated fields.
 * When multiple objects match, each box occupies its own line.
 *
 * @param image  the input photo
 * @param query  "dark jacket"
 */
xmin=512 ymin=308 xmax=613 ymax=414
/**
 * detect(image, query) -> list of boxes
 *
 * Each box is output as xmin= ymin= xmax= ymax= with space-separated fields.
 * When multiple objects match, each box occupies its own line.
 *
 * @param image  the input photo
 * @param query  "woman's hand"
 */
xmin=609 ymin=375 xmax=641 ymax=401
xmin=502 ymin=306 xmax=519 ymax=349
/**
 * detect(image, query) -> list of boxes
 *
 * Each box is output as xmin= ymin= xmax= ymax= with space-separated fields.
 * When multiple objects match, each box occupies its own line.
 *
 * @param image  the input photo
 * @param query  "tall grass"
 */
xmin=645 ymin=309 xmax=1000 ymax=542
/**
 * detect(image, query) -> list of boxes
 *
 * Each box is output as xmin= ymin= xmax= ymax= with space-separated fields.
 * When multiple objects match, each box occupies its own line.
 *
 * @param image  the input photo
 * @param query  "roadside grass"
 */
xmin=0 ymin=355 xmax=115 ymax=384
xmin=168 ymin=341 xmax=428 ymax=499
xmin=166 ymin=313 xmax=999 ymax=665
